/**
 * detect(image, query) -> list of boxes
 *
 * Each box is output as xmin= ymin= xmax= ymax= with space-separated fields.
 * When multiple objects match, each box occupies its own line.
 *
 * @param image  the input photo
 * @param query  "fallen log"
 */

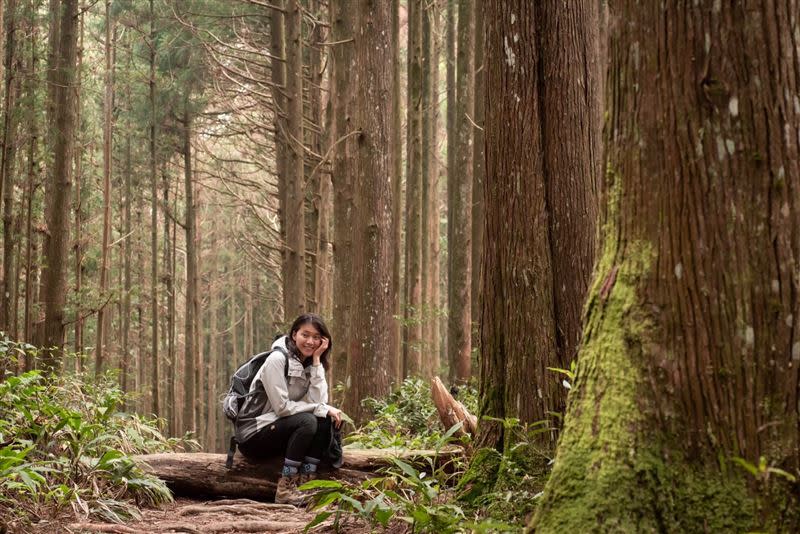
xmin=135 ymin=446 xmax=461 ymax=501
xmin=431 ymin=376 xmax=478 ymax=437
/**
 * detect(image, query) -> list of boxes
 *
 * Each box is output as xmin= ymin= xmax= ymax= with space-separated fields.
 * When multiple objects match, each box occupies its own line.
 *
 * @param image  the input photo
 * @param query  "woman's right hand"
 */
xmin=327 ymin=406 xmax=342 ymax=428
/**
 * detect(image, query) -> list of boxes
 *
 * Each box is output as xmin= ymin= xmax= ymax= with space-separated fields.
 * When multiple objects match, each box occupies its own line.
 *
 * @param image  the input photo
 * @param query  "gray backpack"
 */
xmin=222 ymin=345 xmax=290 ymax=468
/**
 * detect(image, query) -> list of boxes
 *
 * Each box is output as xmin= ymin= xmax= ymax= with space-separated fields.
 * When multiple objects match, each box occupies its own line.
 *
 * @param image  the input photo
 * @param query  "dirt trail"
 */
xmin=59 ymin=498 xmax=359 ymax=534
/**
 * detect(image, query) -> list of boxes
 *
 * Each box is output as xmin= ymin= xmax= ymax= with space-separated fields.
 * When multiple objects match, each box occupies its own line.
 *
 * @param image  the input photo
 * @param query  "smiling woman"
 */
xmin=235 ymin=313 xmax=344 ymax=506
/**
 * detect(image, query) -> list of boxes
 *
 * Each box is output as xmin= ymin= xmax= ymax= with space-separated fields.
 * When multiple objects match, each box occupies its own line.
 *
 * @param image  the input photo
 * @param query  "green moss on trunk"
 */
xmin=530 ymin=241 xmax=755 ymax=532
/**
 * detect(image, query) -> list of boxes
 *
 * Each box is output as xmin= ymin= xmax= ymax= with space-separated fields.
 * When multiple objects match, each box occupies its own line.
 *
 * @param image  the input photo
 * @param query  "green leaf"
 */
xmin=766 ymin=467 xmax=797 ymax=482
xmin=731 ymin=457 xmax=759 ymax=477
xmin=374 ymin=506 xmax=394 ymax=526
xmin=390 ymin=458 xmax=419 ymax=480
xmin=310 ymin=490 xmax=341 ymax=509
xmin=298 ymin=479 xmax=343 ymax=490
xmin=304 ymin=511 xmax=332 ymax=532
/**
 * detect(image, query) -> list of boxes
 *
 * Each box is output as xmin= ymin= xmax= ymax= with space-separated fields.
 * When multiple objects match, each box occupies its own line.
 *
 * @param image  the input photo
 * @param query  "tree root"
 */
xmin=67 ymin=523 xmax=137 ymax=534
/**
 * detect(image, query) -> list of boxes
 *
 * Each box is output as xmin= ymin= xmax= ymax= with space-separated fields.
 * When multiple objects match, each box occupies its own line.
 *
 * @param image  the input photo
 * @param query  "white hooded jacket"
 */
xmin=247 ymin=335 xmax=330 ymax=434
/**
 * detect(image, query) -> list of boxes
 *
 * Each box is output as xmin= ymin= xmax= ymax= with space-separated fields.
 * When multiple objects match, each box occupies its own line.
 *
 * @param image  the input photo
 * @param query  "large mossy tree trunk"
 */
xmin=478 ymin=0 xmax=601 ymax=450
xmin=533 ymin=1 xmax=800 ymax=532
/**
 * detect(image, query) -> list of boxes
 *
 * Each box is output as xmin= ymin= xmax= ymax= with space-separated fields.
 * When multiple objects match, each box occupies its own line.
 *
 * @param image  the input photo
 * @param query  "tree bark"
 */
xmin=447 ymin=0 xmax=473 ymax=385
xmin=283 ymin=0 xmax=305 ymax=322
xmin=269 ymin=0 xmax=288 ymax=324
xmin=22 ymin=0 xmax=39 ymax=351
xmin=0 ymin=0 xmax=20 ymax=337
xmin=477 ymin=0 xmax=601 ymax=452
xmin=95 ymin=0 xmax=115 ymax=375
xmin=389 ymin=0 xmax=402 ymax=385
xmin=470 ymin=0 xmax=485 ymax=353
xmin=404 ymin=0 xmax=423 ymax=378
xmin=422 ymin=1 xmax=441 ymax=379
xmin=183 ymin=103 xmax=197 ymax=432
xmin=534 ymin=1 xmax=800 ymax=531
xmin=330 ymin=0 xmax=354 ymax=393
xmin=342 ymin=0 xmax=396 ymax=423
xmin=144 ymin=0 xmax=161 ymax=417
xmin=39 ymin=0 xmax=79 ymax=369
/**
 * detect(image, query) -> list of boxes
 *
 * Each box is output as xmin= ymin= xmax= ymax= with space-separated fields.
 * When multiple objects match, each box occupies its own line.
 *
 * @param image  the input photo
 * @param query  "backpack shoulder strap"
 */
xmin=269 ymin=345 xmax=291 ymax=380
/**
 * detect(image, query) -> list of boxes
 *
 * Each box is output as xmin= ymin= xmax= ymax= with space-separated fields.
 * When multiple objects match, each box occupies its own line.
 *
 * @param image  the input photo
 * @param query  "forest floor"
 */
xmin=31 ymin=497 xmax=390 ymax=534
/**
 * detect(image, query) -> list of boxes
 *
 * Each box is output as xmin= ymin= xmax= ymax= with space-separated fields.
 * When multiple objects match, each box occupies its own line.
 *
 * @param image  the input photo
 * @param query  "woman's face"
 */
xmin=292 ymin=323 xmax=322 ymax=358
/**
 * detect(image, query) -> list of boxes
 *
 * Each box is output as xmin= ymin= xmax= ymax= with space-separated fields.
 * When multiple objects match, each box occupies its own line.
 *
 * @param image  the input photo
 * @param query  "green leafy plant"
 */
xmin=0 ymin=340 xmax=194 ymax=530
xmin=345 ymin=378 xmax=477 ymax=450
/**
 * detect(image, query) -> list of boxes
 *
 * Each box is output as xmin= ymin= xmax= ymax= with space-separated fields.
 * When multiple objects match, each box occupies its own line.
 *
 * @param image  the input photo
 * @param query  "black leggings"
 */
xmin=238 ymin=413 xmax=332 ymax=463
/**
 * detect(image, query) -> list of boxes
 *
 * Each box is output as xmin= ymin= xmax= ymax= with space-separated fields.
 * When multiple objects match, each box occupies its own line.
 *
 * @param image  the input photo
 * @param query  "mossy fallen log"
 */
xmin=134 ymin=447 xmax=461 ymax=501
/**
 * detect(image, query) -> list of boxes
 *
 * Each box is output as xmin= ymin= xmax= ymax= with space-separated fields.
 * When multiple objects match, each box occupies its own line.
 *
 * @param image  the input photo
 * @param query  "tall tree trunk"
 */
xmin=330 ymin=0 xmax=354 ymax=393
xmin=422 ymin=0 xmax=441 ymax=379
xmin=73 ymin=12 xmax=84 ymax=363
xmin=477 ymin=0 xmax=601 ymax=453
xmin=305 ymin=0 xmax=322 ymax=313
xmin=1 ymin=0 xmax=19 ymax=336
xmin=404 ymin=0 xmax=423 ymax=378
xmin=530 ymin=0 xmax=800 ymax=530
xmin=389 ymin=0 xmax=402 ymax=384
xmin=183 ymin=103 xmax=197 ymax=432
xmin=269 ymin=0 xmax=288 ymax=323
xmin=207 ymin=238 xmax=218 ymax=451
xmin=447 ymin=0 xmax=474 ymax=385
xmin=121 ymin=36 xmax=133 ymax=397
xmin=443 ymin=0 xmax=455 ymax=374
xmin=95 ymin=0 xmax=115 ymax=375
xmin=166 ymin=170 xmax=178 ymax=433
xmin=149 ymin=0 xmax=160 ymax=417
xmin=39 ymin=0 xmax=79 ymax=369
xmin=470 ymin=0 xmax=484 ymax=353
xmin=22 ymin=0 xmax=38 ymax=351
xmin=342 ymin=0 xmax=396 ymax=423
xmin=283 ymin=0 xmax=305 ymax=321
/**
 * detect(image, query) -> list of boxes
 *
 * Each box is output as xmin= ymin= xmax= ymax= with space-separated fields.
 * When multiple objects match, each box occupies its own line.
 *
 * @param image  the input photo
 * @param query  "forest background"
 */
xmin=1 ymin=0 xmax=799 ymax=532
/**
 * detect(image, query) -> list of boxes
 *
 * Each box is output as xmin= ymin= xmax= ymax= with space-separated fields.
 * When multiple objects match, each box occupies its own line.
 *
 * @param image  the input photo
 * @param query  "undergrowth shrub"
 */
xmin=0 ymin=336 xmax=197 ymax=531
xmin=345 ymin=378 xmax=478 ymax=450
xmin=313 ymin=379 xmax=532 ymax=532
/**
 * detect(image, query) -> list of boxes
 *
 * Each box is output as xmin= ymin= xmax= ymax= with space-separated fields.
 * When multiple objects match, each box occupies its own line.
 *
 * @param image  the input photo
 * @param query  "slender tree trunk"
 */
xmin=390 ymin=0 xmax=402 ymax=384
xmin=284 ymin=0 xmax=305 ymax=322
xmin=169 ymin=174 xmax=178 ymax=432
xmin=1 ymin=0 xmax=20 ymax=336
xmin=447 ymin=0 xmax=474 ymax=385
xmin=470 ymin=0 xmax=484 ymax=352
xmin=330 ymin=0 xmax=354 ymax=392
xmin=72 ymin=11 xmax=83 ymax=363
xmin=207 ymin=239 xmax=218 ymax=451
xmin=443 ymin=0 xmax=455 ymax=371
xmin=121 ymin=36 xmax=133 ymax=397
xmin=403 ymin=0 xmax=423 ymax=378
xmin=343 ymin=0 xmax=396 ymax=423
xmin=269 ymin=0 xmax=288 ymax=323
xmin=95 ymin=0 xmax=115 ymax=375
xmin=22 ymin=1 xmax=38 ymax=351
xmin=535 ymin=1 xmax=800 ymax=530
xmin=183 ymin=103 xmax=197 ymax=432
xmin=421 ymin=0 xmax=441 ymax=379
xmin=39 ymin=0 xmax=79 ymax=369
xmin=149 ymin=0 xmax=160 ymax=416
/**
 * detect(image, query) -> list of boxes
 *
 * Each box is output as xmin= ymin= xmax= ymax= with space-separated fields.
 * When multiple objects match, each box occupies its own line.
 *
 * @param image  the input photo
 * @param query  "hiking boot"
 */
xmin=275 ymin=474 xmax=308 ymax=506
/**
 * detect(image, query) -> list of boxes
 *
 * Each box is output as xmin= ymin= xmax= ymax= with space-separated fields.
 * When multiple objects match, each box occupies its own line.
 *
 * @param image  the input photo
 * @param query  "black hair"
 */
xmin=286 ymin=313 xmax=332 ymax=371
